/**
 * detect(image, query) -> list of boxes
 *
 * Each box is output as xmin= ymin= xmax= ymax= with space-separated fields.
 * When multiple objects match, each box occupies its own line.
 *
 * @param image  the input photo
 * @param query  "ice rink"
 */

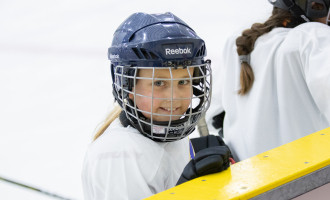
xmin=0 ymin=0 xmax=272 ymax=199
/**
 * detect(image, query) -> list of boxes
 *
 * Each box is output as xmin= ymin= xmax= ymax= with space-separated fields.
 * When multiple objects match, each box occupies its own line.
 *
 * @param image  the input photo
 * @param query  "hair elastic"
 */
xmin=239 ymin=54 xmax=250 ymax=64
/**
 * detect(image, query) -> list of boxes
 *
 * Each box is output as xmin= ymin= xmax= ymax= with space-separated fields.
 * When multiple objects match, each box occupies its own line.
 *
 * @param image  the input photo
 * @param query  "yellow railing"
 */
xmin=145 ymin=127 xmax=330 ymax=200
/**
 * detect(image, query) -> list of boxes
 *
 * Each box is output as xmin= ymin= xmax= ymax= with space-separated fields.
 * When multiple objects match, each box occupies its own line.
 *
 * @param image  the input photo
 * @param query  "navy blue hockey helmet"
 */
xmin=108 ymin=12 xmax=211 ymax=142
xmin=108 ymin=12 xmax=206 ymax=69
xmin=269 ymin=0 xmax=330 ymax=21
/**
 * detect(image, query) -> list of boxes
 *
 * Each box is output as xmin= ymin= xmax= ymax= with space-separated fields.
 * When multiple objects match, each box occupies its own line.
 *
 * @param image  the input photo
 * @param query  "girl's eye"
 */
xmin=154 ymin=80 xmax=165 ymax=86
xmin=178 ymin=80 xmax=190 ymax=85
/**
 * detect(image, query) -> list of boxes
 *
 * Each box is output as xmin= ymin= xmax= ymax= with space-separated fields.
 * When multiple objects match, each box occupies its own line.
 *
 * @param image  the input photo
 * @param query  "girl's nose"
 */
xmin=163 ymin=84 xmax=191 ymax=100
xmin=164 ymin=84 xmax=181 ymax=100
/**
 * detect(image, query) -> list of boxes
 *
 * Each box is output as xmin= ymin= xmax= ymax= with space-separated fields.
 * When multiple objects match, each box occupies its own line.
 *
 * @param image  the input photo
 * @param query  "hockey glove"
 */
xmin=212 ymin=111 xmax=225 ymax=129
xmin=176 ymin=145 xmax=230 ymax=185
xmin=190 ymin=134 xmax=227 ymax=154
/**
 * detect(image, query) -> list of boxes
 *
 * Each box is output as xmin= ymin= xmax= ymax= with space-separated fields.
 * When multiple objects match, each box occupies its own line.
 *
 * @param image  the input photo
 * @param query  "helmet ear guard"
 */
xmin=269 ymin=0 xmax=330 ymax=22
xmin=306 ymin=0 xmax=329 ymax=18
xmin=192 ymin=59 xmax=211 ymax=86
xmin=112 ymin=64 xmax=136 ymax=105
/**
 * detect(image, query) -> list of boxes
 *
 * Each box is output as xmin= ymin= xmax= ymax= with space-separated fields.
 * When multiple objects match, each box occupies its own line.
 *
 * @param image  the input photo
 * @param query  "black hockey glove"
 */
xmin=190 ymin=134 xmax=227 ymax=154
xmin=176 ymin=145 xmax=230 ymax=185
xmin=212 ymin=111 xmax=225 ymax=129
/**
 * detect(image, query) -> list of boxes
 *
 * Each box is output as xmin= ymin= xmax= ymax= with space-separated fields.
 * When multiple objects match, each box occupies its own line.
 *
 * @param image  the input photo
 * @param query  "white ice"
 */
xmin=0 ymin=0 xmax=271 ymax=199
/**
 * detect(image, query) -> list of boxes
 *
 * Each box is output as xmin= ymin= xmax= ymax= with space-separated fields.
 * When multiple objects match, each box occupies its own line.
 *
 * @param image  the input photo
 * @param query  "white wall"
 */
xmin=0 ymin=0 xmax=272 ymax=199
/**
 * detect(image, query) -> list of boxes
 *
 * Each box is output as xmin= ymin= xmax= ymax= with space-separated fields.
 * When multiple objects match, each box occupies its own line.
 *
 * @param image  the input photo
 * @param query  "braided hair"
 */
xmin=236 ymin=7 xmax=304 ymax=95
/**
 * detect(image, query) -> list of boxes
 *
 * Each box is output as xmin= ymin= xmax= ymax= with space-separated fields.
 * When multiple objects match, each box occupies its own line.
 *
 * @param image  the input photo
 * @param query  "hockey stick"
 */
xmin=197 ymin=113 xmax=209 ymax=136
xmin=0 ymin=175 xmax=74 ymax=200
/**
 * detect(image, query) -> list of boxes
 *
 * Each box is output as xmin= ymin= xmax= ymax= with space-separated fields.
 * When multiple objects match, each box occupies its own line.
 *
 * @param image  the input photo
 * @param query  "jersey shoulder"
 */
xmin=288 ymin=22 xmax=330 ymax=39
xmin=88 ymin=118 xmax=160 ymax=157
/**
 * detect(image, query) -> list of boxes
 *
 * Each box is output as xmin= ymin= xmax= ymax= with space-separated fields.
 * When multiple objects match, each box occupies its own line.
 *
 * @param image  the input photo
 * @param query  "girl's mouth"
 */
xmin=159 ymin=107 xmax=179 ymax=113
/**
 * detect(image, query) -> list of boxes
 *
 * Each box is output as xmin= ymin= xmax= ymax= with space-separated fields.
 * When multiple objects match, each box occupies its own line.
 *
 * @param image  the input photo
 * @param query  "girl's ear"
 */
xmin=282 ymin=19 xmax=290 ymax=27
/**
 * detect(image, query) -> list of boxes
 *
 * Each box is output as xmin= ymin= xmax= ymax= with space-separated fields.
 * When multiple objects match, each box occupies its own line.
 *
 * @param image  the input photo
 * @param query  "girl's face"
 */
xmin=129 ymin=67 xmax=194 ymax=121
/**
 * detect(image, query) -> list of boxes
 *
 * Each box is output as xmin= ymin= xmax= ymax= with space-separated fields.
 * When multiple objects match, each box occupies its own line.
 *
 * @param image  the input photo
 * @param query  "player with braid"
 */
xmin=214 ymin=0 xmax=330 ymax=161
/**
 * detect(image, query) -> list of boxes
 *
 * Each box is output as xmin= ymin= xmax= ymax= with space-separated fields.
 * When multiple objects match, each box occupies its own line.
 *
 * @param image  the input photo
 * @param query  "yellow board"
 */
xmin=145 ymin=127 xmax=330 ymax=200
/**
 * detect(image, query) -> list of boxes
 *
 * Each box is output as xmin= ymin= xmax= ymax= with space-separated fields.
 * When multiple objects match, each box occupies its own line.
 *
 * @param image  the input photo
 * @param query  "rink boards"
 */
xmin=145 ymin=127 xmax=330 ymax=200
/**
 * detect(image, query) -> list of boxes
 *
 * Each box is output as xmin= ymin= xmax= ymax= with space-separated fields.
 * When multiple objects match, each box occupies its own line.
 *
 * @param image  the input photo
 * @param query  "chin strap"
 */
xmin=283 ymin=0 xmax=310 ymax=23
xmin=119 ymin=110 xmax=133 ymax=128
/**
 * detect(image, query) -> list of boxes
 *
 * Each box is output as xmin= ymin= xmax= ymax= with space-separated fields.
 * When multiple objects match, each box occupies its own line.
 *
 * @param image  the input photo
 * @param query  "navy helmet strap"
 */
xmin=283 ymin=0 xmax=310 ymax=21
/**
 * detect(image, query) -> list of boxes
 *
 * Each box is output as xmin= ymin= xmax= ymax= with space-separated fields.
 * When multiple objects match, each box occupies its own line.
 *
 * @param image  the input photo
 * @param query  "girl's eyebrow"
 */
xmin=153 ymin=75 xmax=191 ymax=79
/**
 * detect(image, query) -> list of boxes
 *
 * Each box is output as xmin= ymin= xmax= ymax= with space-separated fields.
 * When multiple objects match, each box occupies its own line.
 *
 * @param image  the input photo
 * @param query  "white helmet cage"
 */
xmin=113 ymin=62 xmax=212 ymax=142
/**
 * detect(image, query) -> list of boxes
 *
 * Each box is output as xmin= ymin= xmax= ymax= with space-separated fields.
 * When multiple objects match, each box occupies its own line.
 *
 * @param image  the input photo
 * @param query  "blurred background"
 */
xmin=0 ymin=0 xmax=272 ymax=199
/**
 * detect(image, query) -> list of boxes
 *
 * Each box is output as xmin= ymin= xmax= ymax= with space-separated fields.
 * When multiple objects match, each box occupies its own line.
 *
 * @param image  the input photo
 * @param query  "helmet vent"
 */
xmin=201 ymin=45 xmax=206 ymax=55
xmin=149 ymin=51 xmax=159 ymax=59
xmin=196 ymin=45 xmax=205 ymax=57
xmin=132 ymin=48 xmax=143 ymax=59
xmin=140 ymin=48 xmax=151 ymax=59
xmin=132 ymin=47 xmax=159 ymax=60
xmin=196 ymin=50 xmax=201 ymax=57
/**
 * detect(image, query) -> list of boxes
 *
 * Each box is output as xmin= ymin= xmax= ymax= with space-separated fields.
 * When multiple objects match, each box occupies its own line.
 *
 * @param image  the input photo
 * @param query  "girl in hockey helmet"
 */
xmin=82 ymin=12 xmax=230 ymax=200
xmin=216 ymin=0 xmax=330 ymax=161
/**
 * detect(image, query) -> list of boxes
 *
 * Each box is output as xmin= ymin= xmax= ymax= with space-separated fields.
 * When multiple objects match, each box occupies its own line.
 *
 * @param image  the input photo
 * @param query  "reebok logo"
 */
xmin=165 ymin=47 xmax=191 ymax=55
xmin=109 ymin=54 xmax=119 ymax=59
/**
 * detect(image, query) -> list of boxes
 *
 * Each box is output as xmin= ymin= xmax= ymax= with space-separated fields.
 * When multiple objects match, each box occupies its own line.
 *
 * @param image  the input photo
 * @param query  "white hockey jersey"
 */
xmin=221 ymin=22 xmax=330 ymax=161
xmin=82 ymin=118 xmax=190 ymax=200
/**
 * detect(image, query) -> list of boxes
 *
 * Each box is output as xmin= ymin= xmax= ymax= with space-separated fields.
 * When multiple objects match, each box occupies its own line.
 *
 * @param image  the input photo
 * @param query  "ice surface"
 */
xmin=0 ymin=0 xmax=271 ymax=199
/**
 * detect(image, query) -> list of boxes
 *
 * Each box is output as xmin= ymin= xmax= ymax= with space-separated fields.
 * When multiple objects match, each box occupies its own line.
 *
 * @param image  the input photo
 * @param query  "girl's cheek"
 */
xmin=136 ymin=97 xmax=151 ymax=110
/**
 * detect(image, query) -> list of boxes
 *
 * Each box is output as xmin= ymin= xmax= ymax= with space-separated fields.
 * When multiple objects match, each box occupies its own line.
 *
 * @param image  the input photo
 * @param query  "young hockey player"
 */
xmin=216 ymin=0 xmax=330 ymax=161
xmin=82 ymin=12 xmax=230 ymax=200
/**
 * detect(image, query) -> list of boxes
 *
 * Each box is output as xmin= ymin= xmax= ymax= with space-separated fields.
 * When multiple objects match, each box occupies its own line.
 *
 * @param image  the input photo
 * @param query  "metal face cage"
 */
xmin=113 ymin=62 xmax=212 ymax=142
